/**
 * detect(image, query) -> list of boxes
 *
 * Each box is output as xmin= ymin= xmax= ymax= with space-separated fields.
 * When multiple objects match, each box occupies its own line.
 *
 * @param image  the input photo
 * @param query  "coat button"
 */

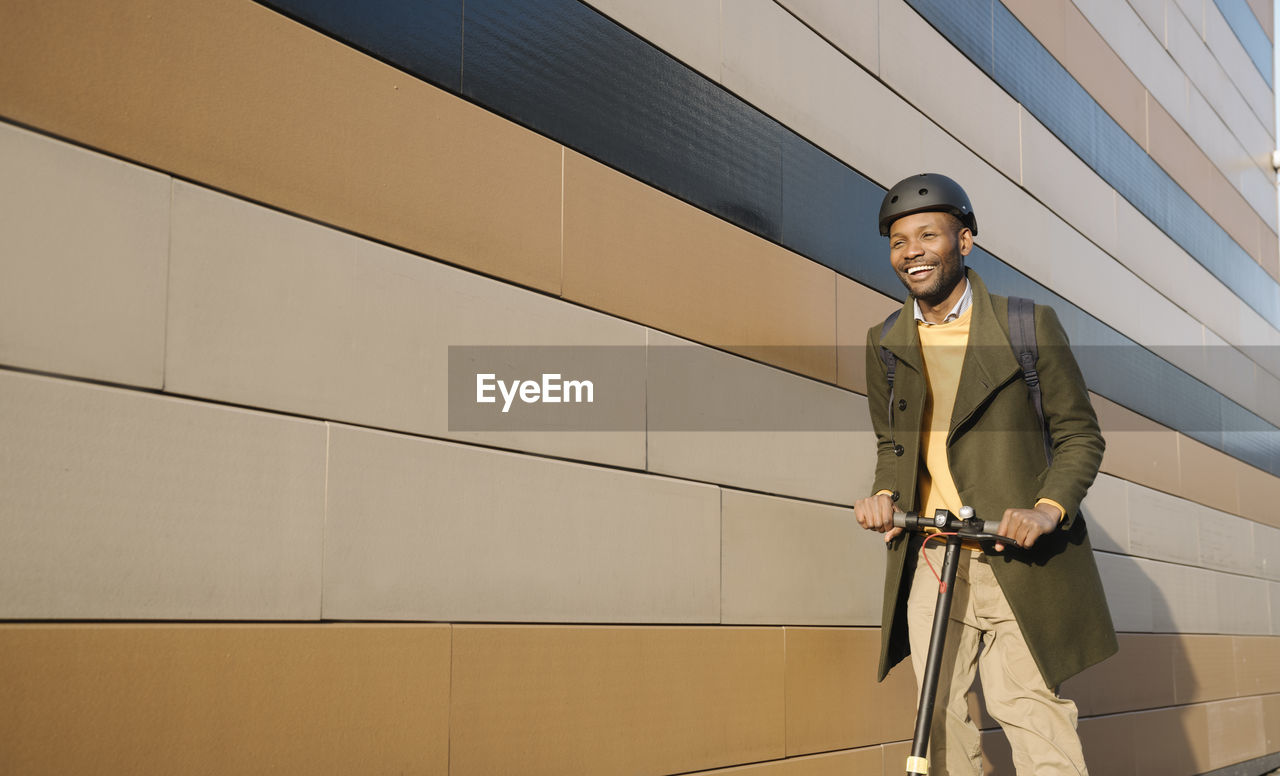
xmin=893 ymin=444 xmax=904 ymax=456
xmin=898 ymin=399 xmax=907 ymax=411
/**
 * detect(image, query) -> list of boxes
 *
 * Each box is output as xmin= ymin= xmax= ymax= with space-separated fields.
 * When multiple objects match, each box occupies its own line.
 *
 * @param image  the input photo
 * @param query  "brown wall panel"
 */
xmin=1246 ymin=0 xmax=1274 ymax=42
xmin=1239 ymin=455 xmax=1280 ymax=529
xmin=1173 ymin=634 xmax=1241 ymax=705
xmin=0 ymin=0 xmax=562 ymax=293
xmin=835 ymin=276 xmax=901 ymax=394
xmin=1002 ymin=0 xmax=1067 ymax=61
xmin=1093 ymin=393 xmax=1182 ymax=496
xmin=1235 ymin=635 xmax=1280 ymax=695
xmin=1264 ymin=693 xmax=1280 ymax=751
xmin=563 ymin=150 xmax=837 ymax=383
xmin=1062 ymin=2 xmax=1148 ymax=148
xmin=0 ymin=624 xmax=450 ymax=776
xmin=784 ymin=628 xmax=916 ymax=756
xmin=1061 ymin=633 xmax=1177 ymax=716
xmin=684 ymin=748 xmax=882 ymax=776
xmin=450 ymin=626 xmax=785 ymax=776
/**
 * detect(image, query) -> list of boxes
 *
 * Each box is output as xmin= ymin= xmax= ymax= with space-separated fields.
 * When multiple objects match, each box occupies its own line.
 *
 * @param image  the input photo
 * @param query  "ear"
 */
xmin=957 ymin=227 xmax=974 ymax=257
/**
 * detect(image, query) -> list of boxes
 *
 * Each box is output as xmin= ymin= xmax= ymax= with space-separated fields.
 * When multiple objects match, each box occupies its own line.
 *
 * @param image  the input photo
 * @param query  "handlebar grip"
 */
xmin=983 ymin=520 xmax=1002 ymax=534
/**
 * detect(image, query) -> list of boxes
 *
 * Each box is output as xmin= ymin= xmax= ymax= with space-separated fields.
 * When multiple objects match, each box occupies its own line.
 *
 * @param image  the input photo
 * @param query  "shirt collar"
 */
xmin=913 ymin=277 xmax=971 ymax=325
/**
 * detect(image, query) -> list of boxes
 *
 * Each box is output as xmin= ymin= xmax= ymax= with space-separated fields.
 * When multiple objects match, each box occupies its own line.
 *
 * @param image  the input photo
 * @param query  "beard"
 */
xmin=896 ymin=247 xmax=966 ymax=307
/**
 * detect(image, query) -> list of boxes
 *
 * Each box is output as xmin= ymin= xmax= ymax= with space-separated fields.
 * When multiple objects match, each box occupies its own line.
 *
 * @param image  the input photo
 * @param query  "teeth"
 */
xmin=907 ymin=265 xmax=935 ymax=275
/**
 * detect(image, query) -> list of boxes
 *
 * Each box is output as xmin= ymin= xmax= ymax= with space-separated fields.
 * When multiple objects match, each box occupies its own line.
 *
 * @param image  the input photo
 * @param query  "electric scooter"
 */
xmin=891 ymin=506 xmax=1022 ymax=776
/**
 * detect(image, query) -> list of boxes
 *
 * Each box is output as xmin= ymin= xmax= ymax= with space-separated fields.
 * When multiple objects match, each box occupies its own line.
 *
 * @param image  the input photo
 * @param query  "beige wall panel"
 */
xmin=167 ymin=182 xmax=645 ymax=469
xmin=1127 ymin=481 xmax=1202 ymax=565
xmin=784 ymin=628 xmax=916 ymax=755
xmin=1129 ymin=0 xmax=1168 ymax=43
xmin=1199 ymin=508 xmax=1262 ymax=577
xmin=0 ymin=370 xmax=324 ymax=619
xmin=836 ymin=277 xmax=900 ymax=395
xmin=1002 ymin=0 xmax=1067 ymax=61
xmin=1061 ymin=633 xmax=1176 ymax=715
xmin=1272 ymin=582 xmax=1280 ymax=635
xmin=0 ymin=121 xmax=168 ymax=388
xmin=718 ymin=0 xmax=927 ymax=191
xmin=1173 ymin=634 xmax=1240 ymax=704
xmin=580 ymin=0 xmax=721 ymax=81
xmin=1178 ymin=434 xmax=1242 ymax=515
xmin=1211 ymin=569 xmax=1263 ymax=638
xmin=0 ymin=624 xmax=450 ymax=776
xmin=1062 ymin=1 xmax=1148 ymax=145
xmin=684 ymin=748 xmax=882 ymax=776
xmin=777 ymin=0 xmax=879 ymax=72
xmin=917 ymin=122 xmax=1055 ymax=286
xmin=1094 ymin=393 xmax=1182 ymax=496
xmin=721 ymin=489 xmax=886 ymax=625
xmin=562 ymin=151 xmax=836 ymax=383
xmin=1079 ymin=473 xmax=1130 ymax=554
xmin=1114 ymin=194 xmax=1244 ymax=353
xmin=1238 ymin=460 xmax=1280 ymax=529
xmin=646 ymin=332 xmax=869 ymax=505
xmin=1264 ymin=693 xmax=1280 ymax=750
xmin=1207 ymin=697 xmax=1267 ymax=769
xmin=1095 ymin=551 xmax=1157 ymax=632
xmin=0 ymin=0 xmax=562 ymax=293
xmin=1149 ymin=561 xmax=1220 ymax=634
xmin=450 ymin=625 xmax=784 ymax=776
xmin=1258 ymin=525 xmax=1280 ymax=581
xmin=324 ymin=425 xmax=720 ymax=623
xmin=1078 ymin=712 xmax=1138 ymax=776
xmin=1235 ymin=635 xmax=1280 ymax=695
xmin=880 ymin=0 xmax=1022 ymax=179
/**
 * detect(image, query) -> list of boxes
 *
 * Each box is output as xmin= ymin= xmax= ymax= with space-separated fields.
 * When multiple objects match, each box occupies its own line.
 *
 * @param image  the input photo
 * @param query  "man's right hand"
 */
xmin=854 ymin=492 xmax=902 ymax=543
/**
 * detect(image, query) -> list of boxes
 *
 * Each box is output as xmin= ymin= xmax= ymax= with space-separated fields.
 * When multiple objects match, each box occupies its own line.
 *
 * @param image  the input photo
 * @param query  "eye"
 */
xmin=922 ymin=232 xmax=935 ymax=239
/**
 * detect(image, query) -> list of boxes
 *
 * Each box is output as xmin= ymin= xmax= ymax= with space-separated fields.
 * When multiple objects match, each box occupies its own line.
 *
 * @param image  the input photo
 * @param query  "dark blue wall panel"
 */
xmin=462 ymin=0 xmax=784 ymax=240
xmin=1214 ymin=0 xmax=1273 ymax=86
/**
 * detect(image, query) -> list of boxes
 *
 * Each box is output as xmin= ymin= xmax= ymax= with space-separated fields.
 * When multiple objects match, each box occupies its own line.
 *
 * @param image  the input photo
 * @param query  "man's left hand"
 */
xmin=994 ymin=503 xmax=1061 ymax=552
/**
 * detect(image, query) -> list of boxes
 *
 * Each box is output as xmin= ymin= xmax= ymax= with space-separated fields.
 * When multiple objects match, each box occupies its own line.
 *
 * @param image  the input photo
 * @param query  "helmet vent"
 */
xmin=890 ymin=195 xmax=899 ymax=203
xmin=918 ymin=188 xmax=928 ymax=195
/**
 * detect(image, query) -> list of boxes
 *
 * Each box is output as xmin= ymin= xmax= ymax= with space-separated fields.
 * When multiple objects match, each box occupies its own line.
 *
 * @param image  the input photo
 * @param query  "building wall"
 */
xmin=0 ymin=1 xmax=1278 ymax=774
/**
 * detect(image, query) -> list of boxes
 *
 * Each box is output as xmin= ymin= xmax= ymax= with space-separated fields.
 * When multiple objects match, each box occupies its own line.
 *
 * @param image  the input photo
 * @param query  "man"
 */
xmin=854 ymin=173 xmax=1117 ymax=775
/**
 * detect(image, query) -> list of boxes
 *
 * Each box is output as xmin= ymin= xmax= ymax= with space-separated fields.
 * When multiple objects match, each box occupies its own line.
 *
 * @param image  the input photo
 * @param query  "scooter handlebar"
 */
xmin=890 ymin=509 xmax=1020 ymax=549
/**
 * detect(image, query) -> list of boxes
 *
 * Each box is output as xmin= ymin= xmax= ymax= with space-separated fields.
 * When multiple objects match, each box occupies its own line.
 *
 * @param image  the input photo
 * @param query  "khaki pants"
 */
xmin=907 ymin=543 xmax=1088 ymax=775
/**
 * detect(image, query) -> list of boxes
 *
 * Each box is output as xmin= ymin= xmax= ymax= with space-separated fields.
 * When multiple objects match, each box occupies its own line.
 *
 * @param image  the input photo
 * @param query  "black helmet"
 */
xmin=877 ymin=173 xmax=977 ymax=236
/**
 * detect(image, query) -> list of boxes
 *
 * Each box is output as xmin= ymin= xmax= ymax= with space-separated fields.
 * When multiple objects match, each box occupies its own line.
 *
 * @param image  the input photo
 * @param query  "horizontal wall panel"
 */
xmin=1061 ymin=0 xmax=1148 ymax=147
xmin=0 ymin=0 xmax=563 ymax=293
xmin=1235 ymin=635 xmax=1280 ymax=695
xmin=562 ymin=149 xmax=836 ymax=383
xmin=0 ymin=624 xmax=450 ymax=776
xmin=784 ymin=628 xmax=916 ymax=756
xmin=645 ymin=332 xmax=871 ymax=505
xmin=166 ymin=180 xmax=646 ymax=469
xmin=1079 ymin=473 xmax=1130 ymax=554
xmin=0 ymin=121 xmax=168 ymax=388
xmin=721 ymin=490 xmax=885 ymax=625
xmin=1207 ymin=696 xmax=1268 ymax=770
xmin=323 ymin=424 xmax=720 ymax=623
xmin=1061 ymin=633 xmax=1177 ymax=716
xmin=1093 ymin=394 xmax=1183 ymax=496
xmin=880 ymin=0 xmax=1022 ymax=179
xmin=1174 ymin=634 xmax=1241 ymax=704
xmin=1079 ymin=704 xmax=1212 ymax=776
xmin=450 ymin=625 xmax=784 ymax=776
xmin=683 ymin=748 xmax=882 ymax=776
xmin=776 ymin=0 xmax=879 ymax=73
xmin=835 ymin=276 xmax=901 ymax=395
xmin=0 ymin=370 xmax=325 ymax=619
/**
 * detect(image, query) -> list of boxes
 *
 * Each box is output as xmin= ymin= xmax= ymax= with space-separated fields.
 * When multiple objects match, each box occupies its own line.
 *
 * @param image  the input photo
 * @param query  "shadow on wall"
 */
xmin=971 ymin=546 xmax=1199 ymax=774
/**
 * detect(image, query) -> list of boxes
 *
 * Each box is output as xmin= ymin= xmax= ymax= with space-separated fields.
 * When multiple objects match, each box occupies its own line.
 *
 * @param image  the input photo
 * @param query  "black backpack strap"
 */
xmin=880 ymin=310 xmax=901 ymax=430
xmin=1009 ymin=297 xmax=1052 ymax=465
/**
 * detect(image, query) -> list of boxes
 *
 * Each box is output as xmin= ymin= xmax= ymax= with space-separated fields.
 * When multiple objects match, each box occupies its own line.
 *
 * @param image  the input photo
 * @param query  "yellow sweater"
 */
xmin=916 ymin=308 xmax=971 ymax=517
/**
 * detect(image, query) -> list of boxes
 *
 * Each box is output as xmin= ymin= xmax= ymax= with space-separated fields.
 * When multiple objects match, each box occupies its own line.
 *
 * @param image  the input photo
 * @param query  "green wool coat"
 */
xmin=865 ymin=270 xmax=1118 ymax=689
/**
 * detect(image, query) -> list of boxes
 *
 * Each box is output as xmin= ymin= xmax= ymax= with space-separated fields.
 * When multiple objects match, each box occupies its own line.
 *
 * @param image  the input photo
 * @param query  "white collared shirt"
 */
xmin=913 ymin=277 xmax=972 ymax=325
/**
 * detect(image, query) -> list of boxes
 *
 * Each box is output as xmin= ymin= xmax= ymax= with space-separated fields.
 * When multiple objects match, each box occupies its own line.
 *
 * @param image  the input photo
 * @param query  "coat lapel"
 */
xmin=949 ymin=270 xmax=1019 ymax=440
xmin=879 ymin=296 xmax=921 ymax=373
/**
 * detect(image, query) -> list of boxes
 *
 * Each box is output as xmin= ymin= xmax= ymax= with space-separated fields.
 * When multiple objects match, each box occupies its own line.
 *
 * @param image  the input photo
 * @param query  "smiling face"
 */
xmin=887 ymin=211 xmax=972 ymax=311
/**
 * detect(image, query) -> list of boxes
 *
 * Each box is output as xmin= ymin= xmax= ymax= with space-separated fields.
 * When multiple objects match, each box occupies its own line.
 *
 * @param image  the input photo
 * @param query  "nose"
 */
xmin=902 ymin=237 xmax=924 ymax=259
